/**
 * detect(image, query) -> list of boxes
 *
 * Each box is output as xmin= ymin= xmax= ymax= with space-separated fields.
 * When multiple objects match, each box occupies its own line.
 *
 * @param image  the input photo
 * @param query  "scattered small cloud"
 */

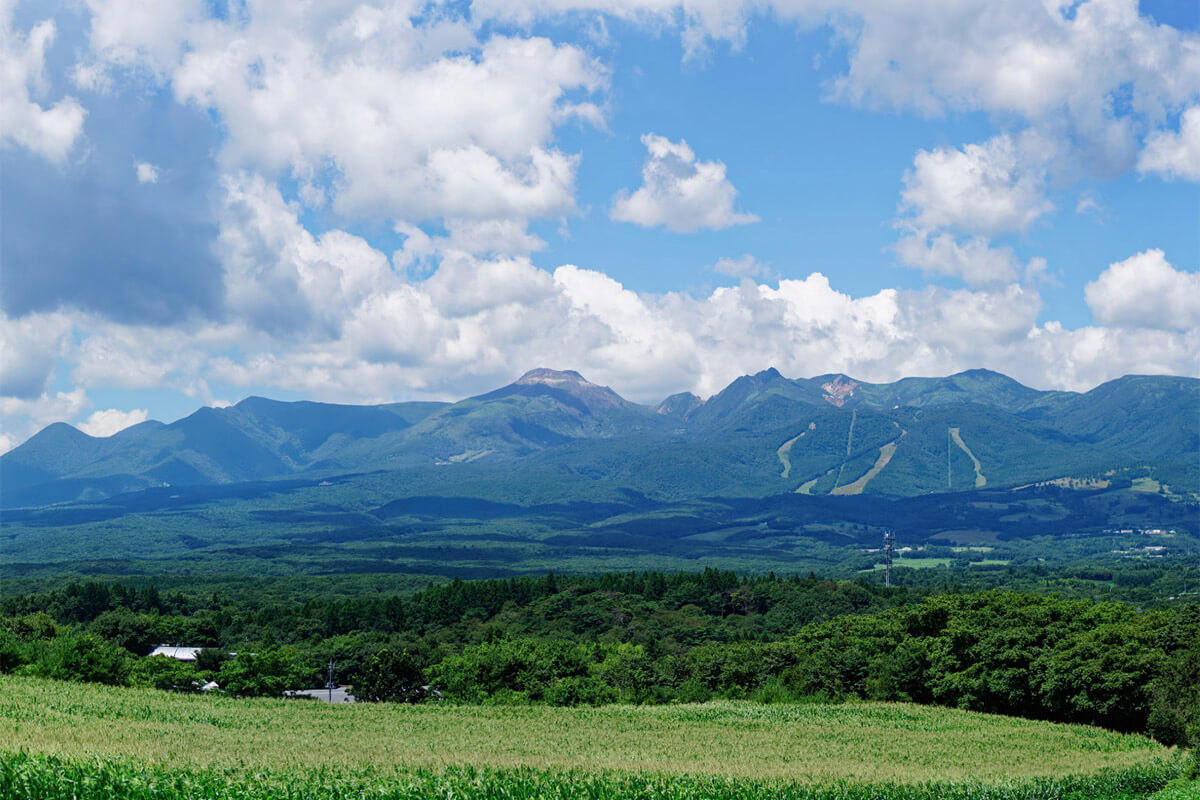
xmin=710 ymin=255 xmax=770 ymax=279
xmin=611 ymin=133 xmax=758 ymax=232
xmin=586 ymin=15 xmax=611 ymax=48
xmin=71 ymin=60 xmax=110 ymax=93
xmin=1023 ymin=257 xmax=1057 ymax=287
xmin=135 ymin=161 xmax=160 ymax=183
xmin=1075 ymin=192 xmax=1102 ymax=216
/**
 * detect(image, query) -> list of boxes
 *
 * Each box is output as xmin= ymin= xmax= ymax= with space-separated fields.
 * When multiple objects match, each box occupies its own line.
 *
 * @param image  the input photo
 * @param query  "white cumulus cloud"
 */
xmin=1085 ymin=249 xmax=1200 ymax=332
xmin=893 ymin=135 xmax=1055 ymax=286
xmin=900 ymin=135 xmax=1052 ymax=238
xmin=81 ymin=2 xmax=606 ymax=253
xmin=0 ymin=386 xmax=90 ymax=452
xmin=0 ymin=3 xmax=87 ymax=164
xmin=82 ymin=0 xmax=206 ymax=77
xmin=4 ymin=237 xmax=1198 ymax=451
xmin=217 ymin=172 xmax=397 ymax=338
xmin=178 ymin=29 xmax=601 ymax=228
xmin=473 ymin=0 xmax=1200 ymax=176
xmin=1138 ymin=107 xmax=1200 ymax=182
xmin=45 ymin=190 xmax=1200 ymax=413
xmin=78 ymin=407 xmax=149 ymax=437
xmin=611 ymin=133 xmax=758 ymax=232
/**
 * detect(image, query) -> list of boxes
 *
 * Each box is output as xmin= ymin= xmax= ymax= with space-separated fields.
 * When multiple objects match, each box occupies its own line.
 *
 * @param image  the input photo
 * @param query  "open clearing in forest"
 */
xmin=0 ymin=675 xmax=1174 ymax=787
xmin=949 ymin=427 xmax=987 ymax=488
xmin=833 ymin=436 xmax=901 ymax=496
xmin=862 ymin=557 xmax=954 ymax=571
xmin=777 ymin=423 xmax=816 ymax=479
xmin=831 ymin=410 xmax=857 ymax=491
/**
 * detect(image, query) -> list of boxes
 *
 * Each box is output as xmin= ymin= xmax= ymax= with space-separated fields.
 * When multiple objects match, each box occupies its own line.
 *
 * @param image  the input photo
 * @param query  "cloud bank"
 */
xmin=3 ymin=181 xmax=1196 ymax=450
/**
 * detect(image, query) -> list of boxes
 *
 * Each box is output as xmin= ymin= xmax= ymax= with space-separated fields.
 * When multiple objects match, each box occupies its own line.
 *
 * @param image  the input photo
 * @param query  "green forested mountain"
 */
xmin=1 ymin=368 xmax=1196 ymax=578
xmin=3 ymin=368 xmax=1197 ymax=509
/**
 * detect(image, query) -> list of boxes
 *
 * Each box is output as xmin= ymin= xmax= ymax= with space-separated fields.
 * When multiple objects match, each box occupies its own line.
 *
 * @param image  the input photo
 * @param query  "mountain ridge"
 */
xmin=8 ymin=367 xmax=1178 ymax=445
xmin=2 ymin=367 xmax=1197 ymax=509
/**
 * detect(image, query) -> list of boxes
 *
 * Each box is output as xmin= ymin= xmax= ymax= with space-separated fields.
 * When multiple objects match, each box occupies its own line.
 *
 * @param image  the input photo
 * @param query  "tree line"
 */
xmin=1 ymin=570 xmax=1196 ymax=748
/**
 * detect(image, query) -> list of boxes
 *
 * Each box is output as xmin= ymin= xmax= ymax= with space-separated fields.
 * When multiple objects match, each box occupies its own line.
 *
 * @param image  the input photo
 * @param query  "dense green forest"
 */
xmin=3 ymin=479 xmax=1195 ymax=584
xmin=4 ymin=565 xmax=1198 ymax=749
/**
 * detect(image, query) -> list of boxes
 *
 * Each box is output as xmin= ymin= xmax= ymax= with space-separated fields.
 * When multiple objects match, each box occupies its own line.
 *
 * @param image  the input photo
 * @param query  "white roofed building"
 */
xmin=147 ymin=645 xmax=202 ymax=661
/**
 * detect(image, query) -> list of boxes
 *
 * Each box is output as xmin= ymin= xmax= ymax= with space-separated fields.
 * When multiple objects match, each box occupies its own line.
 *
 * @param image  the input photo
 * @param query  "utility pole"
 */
xmin=884 ymin=530 xmax=896 ymax=589
xmin=326 ymin=658 xmax=336 ymax=703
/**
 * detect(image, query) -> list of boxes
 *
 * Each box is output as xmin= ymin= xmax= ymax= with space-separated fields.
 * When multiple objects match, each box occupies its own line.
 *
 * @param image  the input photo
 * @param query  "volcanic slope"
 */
xmin=2 ymin=369 xmax=1196 ymax=511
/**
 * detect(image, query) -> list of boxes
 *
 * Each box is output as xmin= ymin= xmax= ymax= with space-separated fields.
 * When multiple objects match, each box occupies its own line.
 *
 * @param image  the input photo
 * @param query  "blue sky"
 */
xmin=1 ymin=0 xmax=1197 ymax=450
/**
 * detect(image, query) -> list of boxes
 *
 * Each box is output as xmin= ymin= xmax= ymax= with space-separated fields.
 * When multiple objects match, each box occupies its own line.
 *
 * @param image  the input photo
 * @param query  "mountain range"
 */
xmin=3 ymin=367 xmax=1197 ymax=579
xmin=4 ymin=367 xmax=1197 ymax=511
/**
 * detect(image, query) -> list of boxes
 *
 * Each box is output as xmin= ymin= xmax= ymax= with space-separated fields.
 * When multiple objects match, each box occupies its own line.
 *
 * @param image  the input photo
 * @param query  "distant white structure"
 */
xmin=147 ymin=645 xmax=202 ymax=661
xmin=201 ymin=681 xmax=221 ymax=692
xmin=286 ymin=686 xmax=356 ymax=703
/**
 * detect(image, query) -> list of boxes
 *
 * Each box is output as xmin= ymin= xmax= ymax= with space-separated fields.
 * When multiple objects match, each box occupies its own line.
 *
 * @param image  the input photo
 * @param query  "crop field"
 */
xmin=861 ymin=557 xmax=955 ymax=571
xmin=1 ymin=675 xmax=1188 ymax=799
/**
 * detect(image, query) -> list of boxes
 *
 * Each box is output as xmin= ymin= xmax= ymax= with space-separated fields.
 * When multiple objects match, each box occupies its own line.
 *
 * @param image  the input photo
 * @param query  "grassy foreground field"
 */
xmin=0 ymin=675 xmax=1186 ymax=799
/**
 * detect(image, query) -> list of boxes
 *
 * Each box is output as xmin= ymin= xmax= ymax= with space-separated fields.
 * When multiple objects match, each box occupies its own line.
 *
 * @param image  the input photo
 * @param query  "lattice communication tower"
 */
xmin=884 ymin=530 xmax=896 ymax=589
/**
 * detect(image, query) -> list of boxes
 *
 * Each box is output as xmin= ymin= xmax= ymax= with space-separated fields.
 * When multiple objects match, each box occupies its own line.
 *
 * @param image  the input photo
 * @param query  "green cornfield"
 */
xmin=0 ymin=675 xmax=1187 ymax=799
xmin=0 ymin=752 xmax=1186 ymax=800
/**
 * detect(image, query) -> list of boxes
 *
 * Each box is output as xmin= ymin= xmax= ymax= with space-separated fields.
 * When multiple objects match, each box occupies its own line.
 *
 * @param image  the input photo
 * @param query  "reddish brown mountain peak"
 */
xmin=822 ymin=375 xmax=859 ymax=407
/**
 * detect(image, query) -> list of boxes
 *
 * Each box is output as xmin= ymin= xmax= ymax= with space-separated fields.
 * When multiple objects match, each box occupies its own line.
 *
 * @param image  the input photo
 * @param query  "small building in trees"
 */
xmin=146 ymin=645 xmax=202 ymax=661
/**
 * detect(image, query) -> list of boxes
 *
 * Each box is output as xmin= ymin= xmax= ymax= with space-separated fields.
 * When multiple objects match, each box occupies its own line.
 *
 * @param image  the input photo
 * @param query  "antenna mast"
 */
xmin=884 ymin=530 xmax=896 ymax=589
